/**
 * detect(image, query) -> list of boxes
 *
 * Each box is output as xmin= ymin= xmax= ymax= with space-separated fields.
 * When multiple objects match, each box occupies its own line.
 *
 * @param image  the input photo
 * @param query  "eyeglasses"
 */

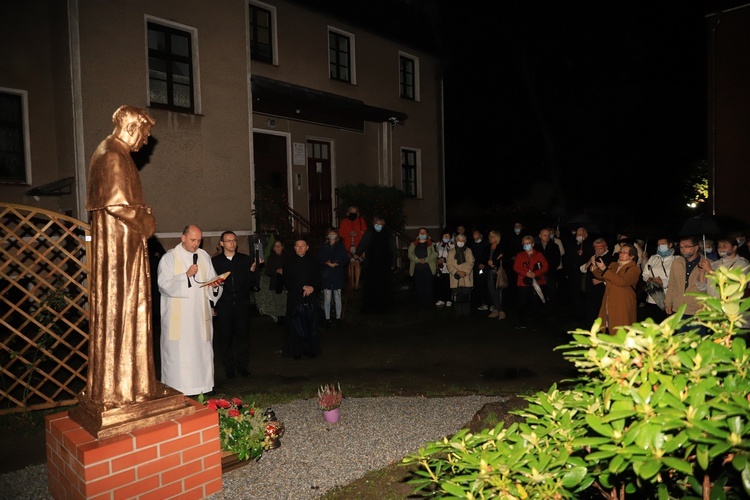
xmin=222 ymin=239 xmax=237 ymax=243
xmin=679 ymin=244 xmax=696 ymax=249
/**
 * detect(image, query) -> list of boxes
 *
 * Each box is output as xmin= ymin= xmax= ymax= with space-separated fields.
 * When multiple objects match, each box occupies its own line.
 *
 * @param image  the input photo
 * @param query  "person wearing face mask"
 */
xmin=640 ymin=237 xmax=676 ymax=322
xmin=664 ymin=236 xmax=709 ymax=322
xmin=434 ymin=231 xmax=455 ymax=307
xmin=563 ymin=226 xmax=592 ymax=319
xmin=699 ymin=239 xmax=719 ymax=261
xmin=591 ymin=243 xmax=641 ymax=333
xmin=339 ymin=206 xmax=367 ymax=291
xmin=513 ymin=235 xmax=549 ymax=329
xmin=447 ymin=233 xmax=475 ymax=316
xmin=408 ymin=227 xmax=438 ymax=310
xmin=317 ymin=228 xmax=349 ymax=327
xmin=469 ymin=230 xmax=491 ymax=311
xmin=356 ymin=216 xmax=396 ymax=313
xmin=730 ymin=231 xmax=750 ymax=261
xmin=582 ymin=238 xmax=614 ymax=328
xmin=710 ymin=237 xmax=750 ymax=273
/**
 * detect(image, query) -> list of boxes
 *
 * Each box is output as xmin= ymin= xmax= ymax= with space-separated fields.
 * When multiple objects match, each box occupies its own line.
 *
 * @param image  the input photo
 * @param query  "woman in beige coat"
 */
xmin=447 ymin=233 xmax=475 ymax=316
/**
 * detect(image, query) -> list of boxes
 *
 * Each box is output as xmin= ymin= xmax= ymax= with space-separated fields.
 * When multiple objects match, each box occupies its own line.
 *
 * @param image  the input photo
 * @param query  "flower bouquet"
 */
xmin=317 ymin=383 xmax=343 ymax=411
xmin=198 ymin=394 xmax=284 ymax=461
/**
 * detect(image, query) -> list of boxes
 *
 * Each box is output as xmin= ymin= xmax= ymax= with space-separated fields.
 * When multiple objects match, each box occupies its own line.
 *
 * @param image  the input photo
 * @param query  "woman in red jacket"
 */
xmin=513 ymin=235 xmax=549 ymax=329
xmin=339 ymin=206 xmax=367 ymax=290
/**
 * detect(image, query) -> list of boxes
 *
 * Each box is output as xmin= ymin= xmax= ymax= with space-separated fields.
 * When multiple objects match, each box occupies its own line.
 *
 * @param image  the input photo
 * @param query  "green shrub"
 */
xmin=403 ymin=267 xmax=750 ymax=499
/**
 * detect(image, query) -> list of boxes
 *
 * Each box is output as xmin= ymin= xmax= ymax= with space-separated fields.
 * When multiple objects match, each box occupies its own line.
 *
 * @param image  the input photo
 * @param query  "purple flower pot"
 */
xmin=323 ymin=408 xmax=340 ymax=423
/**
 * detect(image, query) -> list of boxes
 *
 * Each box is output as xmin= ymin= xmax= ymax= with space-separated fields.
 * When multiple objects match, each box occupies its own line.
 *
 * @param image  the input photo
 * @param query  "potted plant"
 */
xmin=198 ymin=394 xmax=284 ymax=469
xmin=317 ymin=383 xmax=343 ymax=423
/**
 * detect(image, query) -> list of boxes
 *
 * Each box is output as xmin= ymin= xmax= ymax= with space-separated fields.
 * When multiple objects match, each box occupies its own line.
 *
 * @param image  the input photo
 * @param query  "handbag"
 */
xmin=495 ymin=265 xmax=509 ymax=289
xmin=453 ymin=286 xmax=471 ymax=304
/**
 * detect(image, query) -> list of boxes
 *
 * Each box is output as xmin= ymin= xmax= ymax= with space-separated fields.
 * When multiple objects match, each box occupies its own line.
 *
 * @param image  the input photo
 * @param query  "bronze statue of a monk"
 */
xmin=83 ymin=105 xmax=157 ymax=407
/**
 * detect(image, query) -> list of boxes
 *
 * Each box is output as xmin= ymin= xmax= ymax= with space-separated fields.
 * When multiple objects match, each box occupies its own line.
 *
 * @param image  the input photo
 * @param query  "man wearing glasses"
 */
xmin=212 ymin=231 xmax=258 ymax=380
xmin=665 ymin=236 xmax=710 ymax=321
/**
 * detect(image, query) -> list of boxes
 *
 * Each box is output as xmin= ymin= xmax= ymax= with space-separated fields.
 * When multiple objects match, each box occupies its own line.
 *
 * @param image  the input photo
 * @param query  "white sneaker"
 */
xmin=477 ymin=304 xmax=489 ymax=311
xmin=435 ymin=300 xmax=445 ymax=307
xmin=445 ymin=301 xmax=452 ymax=307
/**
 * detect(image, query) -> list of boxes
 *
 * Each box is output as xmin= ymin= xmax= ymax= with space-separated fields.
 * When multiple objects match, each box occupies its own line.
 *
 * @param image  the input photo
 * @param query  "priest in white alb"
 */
xmin=158 ymin=224 xmax=223 ymax=395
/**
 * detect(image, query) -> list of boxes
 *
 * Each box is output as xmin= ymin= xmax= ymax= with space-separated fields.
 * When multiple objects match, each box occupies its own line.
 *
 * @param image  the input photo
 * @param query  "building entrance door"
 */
xmin=253 ymin=132 xmax=288 ymax=232
xmin=307 ymin=140 xmax=332 ymax=231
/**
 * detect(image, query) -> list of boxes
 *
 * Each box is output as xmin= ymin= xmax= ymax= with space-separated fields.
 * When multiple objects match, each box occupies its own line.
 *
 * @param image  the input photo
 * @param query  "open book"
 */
xmin=199 ymin=271 xmax=231 ymax=288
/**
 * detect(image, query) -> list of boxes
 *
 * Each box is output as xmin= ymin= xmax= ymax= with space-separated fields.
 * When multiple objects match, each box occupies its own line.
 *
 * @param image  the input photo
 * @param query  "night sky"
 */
xmin=440 ymin=1 xmax=707 ymax=230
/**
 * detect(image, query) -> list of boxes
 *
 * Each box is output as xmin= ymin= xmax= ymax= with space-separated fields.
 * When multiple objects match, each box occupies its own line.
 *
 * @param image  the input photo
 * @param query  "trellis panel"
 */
xmin=0 ymin=203 xmax=90 ymax=414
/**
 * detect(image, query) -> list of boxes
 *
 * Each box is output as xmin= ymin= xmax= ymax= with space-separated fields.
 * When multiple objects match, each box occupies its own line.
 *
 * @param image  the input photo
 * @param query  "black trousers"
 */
xmin=214 ymin=301 xmax=251 ymax=372
xmin=414 ymin=264 xmax=435 ymax=310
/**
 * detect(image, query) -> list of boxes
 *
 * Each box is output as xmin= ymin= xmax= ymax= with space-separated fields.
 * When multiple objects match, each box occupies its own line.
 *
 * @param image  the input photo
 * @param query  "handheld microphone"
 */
xmin=188 ymin=253 xmax=198 ymax=288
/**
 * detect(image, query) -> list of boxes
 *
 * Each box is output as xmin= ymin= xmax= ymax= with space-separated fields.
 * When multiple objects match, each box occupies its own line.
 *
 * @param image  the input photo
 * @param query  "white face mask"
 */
xmin=705 ymin=247 xmax=713 ymax=253
xmin=328 ymin=235 xmax=336 ymax=241
xmin=514 ymin=228 xmax=521 ymax=235
xmin=719 ymin=250 xmax=729 ymax=258
xmin=576 ymin=236 xmax=584 ymax=244
xmin=456 ymin=241 xmax=465 ymax=248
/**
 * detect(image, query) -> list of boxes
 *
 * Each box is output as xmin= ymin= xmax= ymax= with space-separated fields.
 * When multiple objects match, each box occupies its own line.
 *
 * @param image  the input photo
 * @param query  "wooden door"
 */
xmin=253 ymin=133 xmax=288 ymax=231
xmin=307 ymin=140 xmax=332 ymax=231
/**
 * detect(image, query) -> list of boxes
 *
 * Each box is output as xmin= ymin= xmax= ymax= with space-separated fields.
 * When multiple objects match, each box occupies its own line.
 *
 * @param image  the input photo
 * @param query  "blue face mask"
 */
xmin=374 ymin=224 xmax=383 ymax=232
xmin=418 ymin=234 xmax=427 ymax=241
xmin=514 ymin=228 xmax=522 ymax=235
xmin=657 ymin=244 xmax=672 ymax=257
xmin=442 ymin=238 xmax=450 ymax=243
xmin=523 ymin=243 xmax=533 ymax=251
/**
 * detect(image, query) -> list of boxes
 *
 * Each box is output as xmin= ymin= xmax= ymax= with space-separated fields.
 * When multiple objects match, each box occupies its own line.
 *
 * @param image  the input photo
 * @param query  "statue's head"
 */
xmin=112 ymin=106 xmax=155 ymax=152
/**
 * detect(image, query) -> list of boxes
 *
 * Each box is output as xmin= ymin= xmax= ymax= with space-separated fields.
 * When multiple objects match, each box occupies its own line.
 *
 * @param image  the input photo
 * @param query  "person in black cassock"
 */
xmin=283 ymin=238 xmax=322 ymax=358
xmin=356 ymin=216 xmax=396 ymax=313
xmin=211 ymin=230 xmax=257 ymax=379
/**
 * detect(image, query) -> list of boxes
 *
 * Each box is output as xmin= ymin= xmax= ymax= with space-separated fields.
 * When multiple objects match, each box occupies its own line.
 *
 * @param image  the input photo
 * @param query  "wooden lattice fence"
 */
xmin=0 ymin=203 xmax=90 ymax=414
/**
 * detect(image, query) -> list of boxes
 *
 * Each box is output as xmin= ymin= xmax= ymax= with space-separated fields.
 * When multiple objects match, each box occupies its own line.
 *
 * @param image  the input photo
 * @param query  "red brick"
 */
xmin=90 ymin=493 xmax=111 ymax=500
xmin=50 ymin=416 xmax=82 ymax=443
xmin=162 ymin=459 xmax=202 ymax=486
xmin=201 ymin=428 xmax=220 ymax=442
xmin=82 ymin=460 xmax=111 ymax=482
xmin=178 ymin=408 xmax=217 ymax=435
xmin=139 ymin=481 xmax=182 ymax=500
xmin=159 ymin=433 xmax=201 ymax=456
xmin=204 ymin=477 xmax=223 ymax=496
xmin=111 ymin=446 xmax=158 ymax=473
xmin=184 ymin=467 xmax=221 ymax=491
xmin=173 ymin=486 xmax=204 ymax=500
xmin=182 ymin=440 xmax=220 ymax=464
xmin=63 ymin=428 xmax=96 ymax=452
xmin=137 ymin=453 xmax=180 ymax=480
xmin=133 ymin=421 xmax=179 ymax=448
xmin=78 ymin=434 xmax=134 ymax=463
xmin=202 ymin=450 xmax=221 ymax=470
xmin=85 ymin=469 xmax=136 ymax=497
xmin=113 ymin=474 xmax=160 ymax=500
xmin=46 ymin=410 xmax=71 ymax=431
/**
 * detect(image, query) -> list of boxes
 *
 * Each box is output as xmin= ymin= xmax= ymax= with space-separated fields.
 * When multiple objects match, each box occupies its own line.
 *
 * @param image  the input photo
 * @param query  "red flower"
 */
xmin=228 ymin=409 xmax=240 ymax=418
xmin=207 ymin=401 xmax=218 ymax=411
xmin=232 ymin=397 xmax=242 ymax=406
xmin=249 ymin=408 xmax=255 ymax=416
xmin=217 ymin=399 xmax=231 ymax=409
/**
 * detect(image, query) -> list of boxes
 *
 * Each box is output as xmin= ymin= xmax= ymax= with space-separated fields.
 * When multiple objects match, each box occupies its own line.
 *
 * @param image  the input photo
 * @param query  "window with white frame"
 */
xmin=329 ymin=27 xmax=356 ymax=83
xmin=399 ymin=52 xmax=419 ymax=101
xmin=401 ymin=148 xmax=420 ymax=198
xmin=249 ymin=1 xmax=276 ymax=64
xmin=0 ymin=89 xmax=30 ymax=184
xmin=147 ymin=20 xmax=196 ymax=112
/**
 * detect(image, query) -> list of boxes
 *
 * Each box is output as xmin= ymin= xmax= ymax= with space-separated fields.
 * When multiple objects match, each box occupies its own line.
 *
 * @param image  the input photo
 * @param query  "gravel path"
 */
xmin=0 ymin=395 xmax=499 ymax=500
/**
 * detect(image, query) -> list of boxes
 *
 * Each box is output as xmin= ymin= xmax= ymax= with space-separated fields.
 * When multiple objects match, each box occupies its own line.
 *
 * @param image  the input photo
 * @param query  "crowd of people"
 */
xmin=150 ymin=213 xmax=750 ymax=397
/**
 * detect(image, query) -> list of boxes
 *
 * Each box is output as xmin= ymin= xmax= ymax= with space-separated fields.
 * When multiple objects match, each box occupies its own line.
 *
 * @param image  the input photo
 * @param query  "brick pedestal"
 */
xmin=46 ymin=399 xmax=221 ymax=500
